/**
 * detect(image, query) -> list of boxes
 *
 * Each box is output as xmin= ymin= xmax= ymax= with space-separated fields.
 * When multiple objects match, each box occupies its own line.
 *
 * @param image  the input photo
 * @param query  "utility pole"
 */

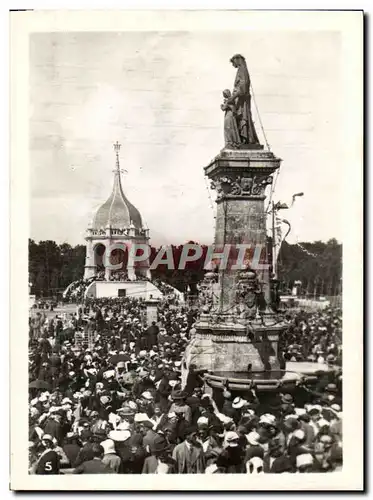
xmin=272 ymin=201 xmax=276 ymax=279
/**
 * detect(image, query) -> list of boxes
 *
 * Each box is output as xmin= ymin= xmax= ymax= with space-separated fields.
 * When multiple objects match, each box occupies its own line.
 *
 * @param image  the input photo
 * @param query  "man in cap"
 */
xmin=196 ymin=418 xmax=221 ymax=467
xmin=172 ymin=426 xmax=206 ymax=474
xmin=115 ymin=406 xmax=135 ymax=431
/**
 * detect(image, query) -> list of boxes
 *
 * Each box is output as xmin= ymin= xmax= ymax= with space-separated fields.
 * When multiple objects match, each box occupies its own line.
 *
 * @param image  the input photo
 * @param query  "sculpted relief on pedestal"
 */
xmin=210 ymin=174 xmax=272 ymax=200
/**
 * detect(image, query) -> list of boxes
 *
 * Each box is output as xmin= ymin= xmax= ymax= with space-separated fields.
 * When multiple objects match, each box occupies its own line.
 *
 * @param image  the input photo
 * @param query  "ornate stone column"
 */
xmin=83 ymin=236 xmax=97 ymax=280
xmin=183 ymin=148 xmax=287 ymax=385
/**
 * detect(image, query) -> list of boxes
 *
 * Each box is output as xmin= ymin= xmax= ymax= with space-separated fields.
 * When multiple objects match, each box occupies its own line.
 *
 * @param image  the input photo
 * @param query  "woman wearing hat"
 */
xmin=34 ymin=434 xmax=60 ymax=475
xmin=169 ymin=390 xmax=192 ymax=425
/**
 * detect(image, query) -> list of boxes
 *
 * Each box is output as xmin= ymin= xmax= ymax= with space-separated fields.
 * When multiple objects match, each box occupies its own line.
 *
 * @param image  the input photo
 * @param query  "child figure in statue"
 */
xmin=221 ymin=89 xmax=241 ymax=149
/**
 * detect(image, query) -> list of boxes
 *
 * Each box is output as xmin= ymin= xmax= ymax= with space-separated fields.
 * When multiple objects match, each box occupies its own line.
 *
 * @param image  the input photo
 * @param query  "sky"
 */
xmin=30 ymin=30 xmax=342 ymax=247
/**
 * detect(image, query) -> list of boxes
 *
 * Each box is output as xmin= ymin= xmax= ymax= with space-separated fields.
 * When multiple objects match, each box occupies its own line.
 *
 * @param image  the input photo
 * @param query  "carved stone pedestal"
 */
xmin=182 ymin=147 xmax=289 ymax=392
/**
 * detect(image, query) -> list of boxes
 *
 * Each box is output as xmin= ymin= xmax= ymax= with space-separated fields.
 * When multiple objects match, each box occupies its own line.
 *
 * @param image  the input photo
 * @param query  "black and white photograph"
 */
xmin=10 ymin=9 xmax=363 ymax=491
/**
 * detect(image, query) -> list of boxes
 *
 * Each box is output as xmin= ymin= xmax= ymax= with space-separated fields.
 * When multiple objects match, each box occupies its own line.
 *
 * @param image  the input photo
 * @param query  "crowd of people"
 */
xmin=62 ymin=274 xmax=181 ymax=304
xmin=28 ymin=295 xmax=342 ymax=475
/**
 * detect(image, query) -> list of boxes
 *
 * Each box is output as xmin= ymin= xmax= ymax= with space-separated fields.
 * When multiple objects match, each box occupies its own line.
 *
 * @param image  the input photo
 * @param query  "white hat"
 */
xmin=284 ymin=414 xmax=299 ymax=421
xmin=232 ymin=397 xmax=246 ymax=409
xmin=62 ymin=398 xmax=73 ymax=405
xmin=296 ymin=453 xmax=314 ymax=468
xmin=127 ymin=401 xmax=138 ymax=411
xmin=294 ymin=408 xmax=307 ymax=416
xmin=108 ymin=430 xmax=131 ymax=442
xmin=331 ymin=404 xmax=341 ymax=413
xmin=139 ymin=350 xmax=147 ymax=357
xmin=293 ymin=429 xmax=305 ymax=441
xmin=41 ymin=434 xmax=53 ymax=442
xmin=318 ymin=418 xmax=330 ymax=428
xmin=134 ymin=413 xmax=150 ymax=423
xmin=259 ymin=415 xmax=275 ymax=426
xmin=167 ymin=411 xmax=177 ymax=418
xmin=197 ymin=416 xmax=209 ymax=427
xmin=141 ymin=391 xmax=153 ymax=401
xmin=101 ymin=439 xmax=116 ymax=455
xmin=246 ymin=431 xmax=260 ymax=446
xmin=216 ymin=413 xmax=233 ymax=424
xmin=39 ymin=392 xmax=50 ymax=402
xmin=261 ymin=413 xmax=276 ymax=424
xmin=103 ymin=370 xmax=115 ymax=379
xmin=225 ymin=431 xmax=239 ymax=447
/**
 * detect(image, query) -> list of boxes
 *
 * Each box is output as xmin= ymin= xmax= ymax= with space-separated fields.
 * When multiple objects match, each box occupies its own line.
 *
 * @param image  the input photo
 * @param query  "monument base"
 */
xmin=84 ymin=280 xmax=163 ymax=300
xmin=182 ymin=314 xmax=288 ymax=390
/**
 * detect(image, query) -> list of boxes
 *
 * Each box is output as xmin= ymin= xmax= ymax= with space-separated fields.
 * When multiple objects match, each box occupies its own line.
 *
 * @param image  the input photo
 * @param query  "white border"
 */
xmin=9 ymin=8 xmax=364 ymax=492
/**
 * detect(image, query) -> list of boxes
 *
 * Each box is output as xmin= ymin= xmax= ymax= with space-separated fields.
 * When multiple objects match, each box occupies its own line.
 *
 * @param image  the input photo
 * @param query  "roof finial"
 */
xmin=113 ymin=141 xmax=128 ymax=175
xmin=114 ymin=141 xmax=121 ymax=172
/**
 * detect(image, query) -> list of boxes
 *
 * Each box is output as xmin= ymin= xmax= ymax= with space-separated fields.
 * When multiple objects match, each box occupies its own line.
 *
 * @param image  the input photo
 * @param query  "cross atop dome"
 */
xmin=113 ymin=141 xmax=125 ymax=174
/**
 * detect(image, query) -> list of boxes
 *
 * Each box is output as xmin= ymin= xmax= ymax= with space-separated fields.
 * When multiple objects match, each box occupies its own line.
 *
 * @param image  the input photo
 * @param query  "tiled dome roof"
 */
xmin=92 ymin=169 xmax=143 ymax=230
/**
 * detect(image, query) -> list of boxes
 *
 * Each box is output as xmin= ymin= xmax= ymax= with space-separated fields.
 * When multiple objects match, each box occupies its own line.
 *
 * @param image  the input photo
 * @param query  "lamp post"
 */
xmin=270 ymin=193 xmax=304 ymax=279
xmin=270 ymin=201 xmax=289 ymax=279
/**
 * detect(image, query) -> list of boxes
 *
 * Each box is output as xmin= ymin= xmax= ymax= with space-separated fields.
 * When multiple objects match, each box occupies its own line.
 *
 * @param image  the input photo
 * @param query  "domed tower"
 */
xmin=84 ymin=142 xmax=151 ymax=281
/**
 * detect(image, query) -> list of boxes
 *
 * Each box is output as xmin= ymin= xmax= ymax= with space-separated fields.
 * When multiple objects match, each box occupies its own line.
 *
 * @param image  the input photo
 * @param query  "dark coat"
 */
xmin=263 ymin=454 xmax=293 ymax=473
xmin=73 ymin=458 xmax=114 ymax=474
xmin=63 ymin=443 xmax=81 ymax=468
xmin=172 ymin=442 xmax=205 ymax=474
xmin=74 ymin=442 xmax=95 ymax=467
xmin=35 ymin=450 xmax=60 ymax=475
xmin=216 ymin=446 xmax=245 ymax=474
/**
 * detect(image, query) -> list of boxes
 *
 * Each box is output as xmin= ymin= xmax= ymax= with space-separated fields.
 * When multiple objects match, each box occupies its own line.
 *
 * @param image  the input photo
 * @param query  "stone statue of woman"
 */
xmin=221 ymin=89 xmax=241 ymax=149
xmin=228 ymin=54 xmax=260 ymax=146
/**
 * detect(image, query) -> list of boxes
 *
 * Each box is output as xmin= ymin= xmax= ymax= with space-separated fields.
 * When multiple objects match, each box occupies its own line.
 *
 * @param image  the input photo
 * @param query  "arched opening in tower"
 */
xmin=94 ymin=243 xmax=106 ymax=272
xmin=109 ymin=247 xmax=128 ymax=278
